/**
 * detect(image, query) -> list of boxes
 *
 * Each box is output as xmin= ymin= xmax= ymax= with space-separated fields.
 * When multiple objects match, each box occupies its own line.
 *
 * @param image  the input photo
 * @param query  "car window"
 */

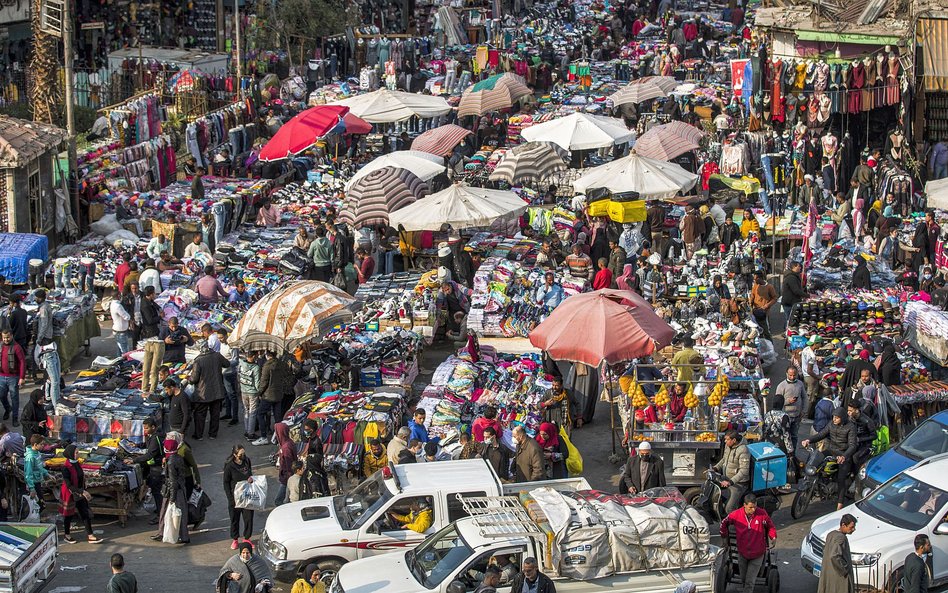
xmin=896 ymin=420 xmax=948 ymax=461
xmin=856 ymin=474 xmax=948 ymax=531
xmin=447 ymin=491 xmax=487 ymax=523
xmin=379 ymin=496 xmax=435 ymax=534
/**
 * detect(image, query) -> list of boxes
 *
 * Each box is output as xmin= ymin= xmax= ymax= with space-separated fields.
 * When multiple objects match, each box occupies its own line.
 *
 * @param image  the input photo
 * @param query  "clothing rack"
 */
xmin=98 ymin=89 xmax=159 ymax=116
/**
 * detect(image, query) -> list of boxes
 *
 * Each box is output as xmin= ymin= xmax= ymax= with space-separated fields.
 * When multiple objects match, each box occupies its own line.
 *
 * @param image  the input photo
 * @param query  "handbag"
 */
xmin=332 ymin=269 xmax=347 ymax=291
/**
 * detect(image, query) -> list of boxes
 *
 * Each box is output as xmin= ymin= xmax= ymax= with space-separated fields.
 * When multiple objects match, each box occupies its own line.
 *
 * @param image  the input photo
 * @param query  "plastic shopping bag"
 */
xmin=162 ymin=502 xmax=182 ymax=543
xmin=188 ymin=486 xmax=204 ymax=508
xmin=234 ymin=476 xmax=268 ymax=511
xmin=559 ymin=427 xmax=584 ymax=476
xmin=20 ymin=495 xmax=40 ymax=522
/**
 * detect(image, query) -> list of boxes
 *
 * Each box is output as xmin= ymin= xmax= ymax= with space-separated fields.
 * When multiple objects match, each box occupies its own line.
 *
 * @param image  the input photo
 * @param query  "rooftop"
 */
xmin=754 ymin=0 xmax=912 ymax=39
xmin=0 ymin=116 xmax=67 ymax=169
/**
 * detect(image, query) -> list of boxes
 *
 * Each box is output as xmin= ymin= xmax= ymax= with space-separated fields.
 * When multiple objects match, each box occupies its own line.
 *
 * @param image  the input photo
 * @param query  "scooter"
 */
xmin=691 ymin=467 xmax=782 ymax=525
xmin=790 ymin=446 xmax=858 ymax=519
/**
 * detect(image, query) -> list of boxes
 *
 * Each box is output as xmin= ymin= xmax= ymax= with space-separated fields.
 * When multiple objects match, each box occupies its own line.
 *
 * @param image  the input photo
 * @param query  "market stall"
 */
xmin=0 ymin=233 xmax=49 ymax=286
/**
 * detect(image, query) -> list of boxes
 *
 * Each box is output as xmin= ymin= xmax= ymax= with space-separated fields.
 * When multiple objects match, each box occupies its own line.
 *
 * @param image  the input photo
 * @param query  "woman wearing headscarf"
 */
xmin=166 ymin=431 xmax=201 ymax=497
xmin=615 ymin=264 xmax=635 ymax=291
xmin=877 ymin=342 xmax=902 ymax=387
xmin=19 ymin=389 xmax=48 ymax=438
xmin=217 ymin=541 xmax=273 ymax=593
xmin=535 ymin=422 xmax=569 ymax=479
xmin=851 ymin=255 xmax=871 ymax=289
xmin=223 ymin=445 xmax=255 ymax=549
xmin=912 ymin=220 xmax=930 ymax=273
xmin=60 ymin=444 xmax=103 ymax=544
xmin=291 ymin=564 xmax=325 ymax=593
xmin=274 ymin=423 xmax=298 ymax=506
xmin=153 ymin=437 xmax=190 ymax=544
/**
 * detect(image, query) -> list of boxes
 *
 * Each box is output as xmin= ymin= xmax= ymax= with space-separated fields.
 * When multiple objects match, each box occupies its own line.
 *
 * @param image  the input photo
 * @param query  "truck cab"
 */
xmin=261 ymin=459 xmax=506 ymax=583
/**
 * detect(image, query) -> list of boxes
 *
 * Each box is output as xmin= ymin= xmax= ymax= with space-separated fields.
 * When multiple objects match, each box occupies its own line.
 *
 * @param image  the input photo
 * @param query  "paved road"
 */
xmin=44 ymin=320 xmax=828 ymax=593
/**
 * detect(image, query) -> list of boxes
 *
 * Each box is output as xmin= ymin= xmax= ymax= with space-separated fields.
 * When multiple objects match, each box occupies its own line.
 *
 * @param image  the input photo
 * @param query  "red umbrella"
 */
xmin=528 ymin=289 xmax=675 ymax=367
xmin=259 ymin=105 xmax=349 ymax=161
xmin=342 ymin=112 xmax=372 ymax=135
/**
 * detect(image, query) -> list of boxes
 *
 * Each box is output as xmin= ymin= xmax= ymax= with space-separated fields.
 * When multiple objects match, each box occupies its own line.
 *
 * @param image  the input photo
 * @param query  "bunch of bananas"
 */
xmin=707 ymin=376 xmax=730 ymax=407
xmin=629 ymin=381 xmax=650 ymax=408
xmin=654 ymin=385 xmax=670 ymax=407
xmin=696 ymin=432 xmax=718 ymax=442
xmin=684 ymin=384 xmax=699 ymax=408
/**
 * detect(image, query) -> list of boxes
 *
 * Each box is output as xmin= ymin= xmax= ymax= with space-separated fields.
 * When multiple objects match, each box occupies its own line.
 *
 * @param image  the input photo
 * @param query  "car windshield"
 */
xmin=896 ymin=419 xmax=948 ymax=461
xmin=406 ymin=523 xmax=474 ymax=589
xmin=333 ymin=474 xmax=392 ymax=530
xmin=856 ymin=474 xmax=947 ymax=531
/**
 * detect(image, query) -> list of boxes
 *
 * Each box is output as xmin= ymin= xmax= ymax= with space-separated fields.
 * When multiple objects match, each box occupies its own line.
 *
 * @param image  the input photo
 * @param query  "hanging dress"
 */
xmin=830 ymin=64 xmax=843 ymax=114
xmin=862 ymin=58 xmax=875 ymax=112
xmin=886 ymin=56 xmax=900 ymax=105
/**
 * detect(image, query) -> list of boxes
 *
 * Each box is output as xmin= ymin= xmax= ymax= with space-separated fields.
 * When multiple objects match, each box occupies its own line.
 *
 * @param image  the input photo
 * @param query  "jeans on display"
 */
xmin=39 ymin=351 xmax=61 ymax=407
xmin=444 ymin=69 xmax=457 ymax=94
xmin=0 ymin=375 xmax=19 ymax=420
xmin=229 ymin=128 xmax=244 ymax=157
xmin=212 ymin=203 xmax=227 ymax=247
xmin=78 ymin=262 xmax=95 ymax=292
xmin=758 ymin=189 xmax=772 ymax=215
xmin=54 ymin=261 xmax=71 ymax=290
xmin=760 ymin=155 xmax=777 ymax=194
xmin=115 ymin=330 xmax=132 ymax=355
xmin=142 ymin=341 xmax=165 ymax=393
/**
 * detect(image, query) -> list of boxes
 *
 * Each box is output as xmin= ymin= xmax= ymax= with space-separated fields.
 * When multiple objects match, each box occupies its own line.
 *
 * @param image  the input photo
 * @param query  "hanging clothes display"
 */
xmin=185 ymin=101 xmax=257 ymax=169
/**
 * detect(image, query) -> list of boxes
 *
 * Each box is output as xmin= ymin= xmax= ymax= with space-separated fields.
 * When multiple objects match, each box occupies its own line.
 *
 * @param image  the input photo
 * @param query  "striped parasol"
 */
xmin=457 ymin=73 xmax=532 ymax=117
xmin=489 ymin=141 xmax=569 ymax=184
xmin=228 ymin=281 xmax=355 ymax=354
xmin=340 ymin=167 xmax=429 ymax=228
xmin=633 ymin=122 xmax=705 ymax=161
xmin=411 ymin=124 xmax=474 ymax=157
xmin=609 ymin=76 xmax=679 ymax=106
xmin=657 ymin=120 xmax=707 ymax=144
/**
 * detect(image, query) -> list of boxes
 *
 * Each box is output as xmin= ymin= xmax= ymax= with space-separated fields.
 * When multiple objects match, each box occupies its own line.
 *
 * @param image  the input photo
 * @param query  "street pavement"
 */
xmin=43 ymin=319 xmax=830 ymax=592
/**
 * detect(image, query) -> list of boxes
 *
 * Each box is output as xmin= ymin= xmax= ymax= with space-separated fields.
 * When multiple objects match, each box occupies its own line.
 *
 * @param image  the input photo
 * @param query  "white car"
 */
xmin=800 ymin=452 xmax=948 ymax=592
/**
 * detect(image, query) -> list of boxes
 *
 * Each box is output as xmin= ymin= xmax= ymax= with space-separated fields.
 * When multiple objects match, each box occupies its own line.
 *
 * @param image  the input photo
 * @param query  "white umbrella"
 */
xmin=520 ymin=112 xmax=634 ymax=151
xmin=345 ymin=151 xmax=446 ymax=190
xmin=229 ymin=281 xmax=355 ymax=354
xmin=926 ymin=177 xmax=948 ymax=210
xmin=388 ymin=182 xmax=528 ymax=231
xmin=572 ymin=151 xmax=699 ymax=199
xmin=332 ymin=88 xmax=451 ymax=123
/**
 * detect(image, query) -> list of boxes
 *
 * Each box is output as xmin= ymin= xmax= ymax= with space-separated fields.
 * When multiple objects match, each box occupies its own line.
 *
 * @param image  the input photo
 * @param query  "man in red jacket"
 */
xmin=720 ymin=493 xmax=776 ymax=593
xmin=0 ymin=329 xmax=26 ymax=426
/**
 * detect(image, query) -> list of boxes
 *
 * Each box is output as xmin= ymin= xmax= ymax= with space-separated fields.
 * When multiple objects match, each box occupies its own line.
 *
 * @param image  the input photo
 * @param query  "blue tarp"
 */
xmin=0 ymin=233 xmax=48 ymax=284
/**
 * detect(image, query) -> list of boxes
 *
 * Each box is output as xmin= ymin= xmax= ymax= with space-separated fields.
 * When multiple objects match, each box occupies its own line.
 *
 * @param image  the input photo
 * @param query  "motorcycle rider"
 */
xmin=712 ymin=430 xmax=751 ymax=514
xmin=801 ymin=408 xmax=857 ymax=510
xmin=847 ymin=399 xmax=878 ymax=474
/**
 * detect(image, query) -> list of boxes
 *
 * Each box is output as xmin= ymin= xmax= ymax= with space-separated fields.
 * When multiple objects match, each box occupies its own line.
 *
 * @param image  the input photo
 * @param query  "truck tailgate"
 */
xmin=553 ymin=563 xmax=717 ymax=593
xmin=0 ymin=523 xmax=58 ymax=593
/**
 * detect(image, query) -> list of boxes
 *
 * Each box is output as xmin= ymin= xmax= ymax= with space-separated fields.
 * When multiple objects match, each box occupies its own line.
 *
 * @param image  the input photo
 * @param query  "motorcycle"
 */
xmin=791 ymin=446 xmax=845 ymax=519
xmin=691 ymin=467 xmax=782 ymax=525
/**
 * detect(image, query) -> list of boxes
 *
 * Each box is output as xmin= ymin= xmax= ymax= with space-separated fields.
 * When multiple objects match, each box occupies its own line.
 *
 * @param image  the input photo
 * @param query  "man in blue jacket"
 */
xmin=408 ymin=409 xmax=429 ymax=443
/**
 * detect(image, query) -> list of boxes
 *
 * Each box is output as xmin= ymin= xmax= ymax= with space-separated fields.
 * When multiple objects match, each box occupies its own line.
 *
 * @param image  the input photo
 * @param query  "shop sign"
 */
xmin=730 ymin=58 xmax=749 ymax=98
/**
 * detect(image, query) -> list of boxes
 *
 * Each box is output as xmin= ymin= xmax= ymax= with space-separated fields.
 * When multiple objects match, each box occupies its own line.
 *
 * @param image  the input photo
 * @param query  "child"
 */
xmin=286 ymin=461 xmax=305 ymax=504
xmin=592 ymin=257 xmax=613 ymax=290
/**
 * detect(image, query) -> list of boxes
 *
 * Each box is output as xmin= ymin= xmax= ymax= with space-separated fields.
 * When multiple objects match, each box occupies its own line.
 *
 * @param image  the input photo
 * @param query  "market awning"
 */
xmin=919 ymin=18 xmax=948 ymax=92
xmin=794 ymin=30 xmax=902 ymax=45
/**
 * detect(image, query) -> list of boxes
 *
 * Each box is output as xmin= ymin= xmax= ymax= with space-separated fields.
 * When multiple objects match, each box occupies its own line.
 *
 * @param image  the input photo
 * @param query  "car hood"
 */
xmin=336 ymin=552 xmax=423 ymax=593
xmin=263 ymin=497 xmax=345 ymax=551
xmin=809 ymin=506 xmax=911 ymax=558
xmin=865 ymin=449 xmax=915 ymax=487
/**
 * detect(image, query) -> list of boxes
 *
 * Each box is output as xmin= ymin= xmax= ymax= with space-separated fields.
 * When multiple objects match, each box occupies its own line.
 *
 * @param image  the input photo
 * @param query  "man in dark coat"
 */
xmin=903 ymin=534 xmax=932 ymax=593
xmin=817 ymin=514 xmax=856 ymax=593
xmin=126 ymin=417 xmax=164 ymax=523
xmin=619 ymin=442 xmax=666 ymax=494
xmin=780 ymin=262 xmax=807 ymax=323
xmin=512 ymin=426 xmax=544 ymax=482
xmin=838 ymin=351 xmax=877 ymax=409
xmin=480 ymin=426 xmax=511 ymax=480
xmin=509 ymin=557 xmax=556 ymax=593
xmin=188 ymin=347 xmax=230 ymax=441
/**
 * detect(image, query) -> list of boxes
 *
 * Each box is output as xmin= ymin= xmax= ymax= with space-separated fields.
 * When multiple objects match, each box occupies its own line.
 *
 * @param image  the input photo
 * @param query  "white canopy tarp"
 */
xmin=332 ymin=89 xmax=451 ymax=123
xmin=925 ymin=177 xmax=948 ymax=210
xmin=572 ymin=151 xmax=698 ymax=198
xmin=520 ymin=113 xmax=634 ymax=151
xmin=344 ymin=151 xmax=446 ymax=190
xmin=388 ymin=183 xmax=528 ymax=231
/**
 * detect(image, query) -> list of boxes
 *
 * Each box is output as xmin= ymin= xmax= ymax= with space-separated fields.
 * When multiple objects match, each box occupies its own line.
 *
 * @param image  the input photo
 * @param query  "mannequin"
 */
xmin=886 ymin=128 xmax=905 ymax=161
xmin=822 ymin=129 xmax=838 ymax=173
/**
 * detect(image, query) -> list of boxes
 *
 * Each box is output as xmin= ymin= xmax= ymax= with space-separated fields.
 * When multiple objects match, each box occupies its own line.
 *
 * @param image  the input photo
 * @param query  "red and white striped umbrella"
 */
xmin=340 ymin=167 xmax=429 ymax=228
xmin=457 ymin=73 xmax=532 ymax=117
xmin=609 ymin=76 xmax=679 ymax=106
xmin=489 ymin=141 xmax=568 ymax=184
xmin=411 ymin=124 xmax=474 ymax=157
xmin=633 ymin=121 xmax=706 ymax=161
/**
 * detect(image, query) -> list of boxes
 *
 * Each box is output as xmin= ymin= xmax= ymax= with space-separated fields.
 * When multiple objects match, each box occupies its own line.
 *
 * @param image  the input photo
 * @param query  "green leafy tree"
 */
xmin=252 ymin=0 xmax=354 ymax=68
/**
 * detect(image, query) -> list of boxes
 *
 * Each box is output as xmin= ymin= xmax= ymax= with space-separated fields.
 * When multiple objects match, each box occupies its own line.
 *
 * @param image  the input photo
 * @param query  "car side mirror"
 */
xmin=447 ymin=581 xmax=466 ymax=593
xmin=934 ymin=522 xmax=948 ymax=536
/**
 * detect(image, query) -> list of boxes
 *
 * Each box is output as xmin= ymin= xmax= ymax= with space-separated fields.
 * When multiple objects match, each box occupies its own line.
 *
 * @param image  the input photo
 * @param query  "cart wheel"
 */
xmin=683 ymin=487 xmax=703 ymax=507
xmin=767 ymin=568 xmax=779 ymax=593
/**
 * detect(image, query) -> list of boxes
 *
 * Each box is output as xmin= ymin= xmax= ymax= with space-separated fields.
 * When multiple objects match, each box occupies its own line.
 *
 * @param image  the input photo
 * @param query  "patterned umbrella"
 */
xmin=457 ymin=73 xmax=532 ymax=117
xmin=489 ymin=141 xmax=569 ymax=184
xmin=609 ymin=76 xmax=679 ymax=106
xmin=572 ymin=151 xmax=699 ymax=198
xmin=411 ymin=124 xmax=474 ymax=157
xmin=344 ymin=151 xmax=445 ymax=190
xmin=229 ymin=281 xmax=355 ymax=354
xmin=520 ymin=112 xmax=634 ymax=151
xmin=633 ymin=122 xmax=704 ymax=161
xmin=341 ymin=167 xmax=429 ymax=228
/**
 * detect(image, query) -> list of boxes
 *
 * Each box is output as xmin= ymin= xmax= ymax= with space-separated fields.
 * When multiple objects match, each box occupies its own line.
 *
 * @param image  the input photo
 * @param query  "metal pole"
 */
xmin=234 ymin=0 xmax=241 ymax=97
xmin=63 ymin=0 xmax=79 ymax=229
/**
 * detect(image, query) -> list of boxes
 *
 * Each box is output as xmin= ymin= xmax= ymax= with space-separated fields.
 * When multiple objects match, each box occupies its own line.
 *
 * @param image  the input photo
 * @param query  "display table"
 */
xmin=56 ymin=310 xmax=101 ymax=372
xmin=12 ymin=464 xmax=143 ymax=527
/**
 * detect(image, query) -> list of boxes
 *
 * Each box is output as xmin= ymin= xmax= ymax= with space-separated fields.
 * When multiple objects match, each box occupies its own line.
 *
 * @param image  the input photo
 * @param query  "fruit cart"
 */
xmin=616 ymin=363 xmax=731 ymax=490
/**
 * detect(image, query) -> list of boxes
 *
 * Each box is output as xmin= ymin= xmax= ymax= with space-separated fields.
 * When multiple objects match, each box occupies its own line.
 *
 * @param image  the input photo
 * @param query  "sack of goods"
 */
xmin=520 ymin=487 xmax=713 ymax=580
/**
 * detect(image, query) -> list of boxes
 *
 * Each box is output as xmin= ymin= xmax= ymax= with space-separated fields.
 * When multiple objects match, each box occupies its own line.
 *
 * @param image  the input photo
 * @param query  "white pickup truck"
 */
xmin=260 ymin=459 xmax=590 ymax=583
xmin=330 ymin=492 xmax=719 ymax=593
xmin=0 ymin=523 xmax=57 ymax=593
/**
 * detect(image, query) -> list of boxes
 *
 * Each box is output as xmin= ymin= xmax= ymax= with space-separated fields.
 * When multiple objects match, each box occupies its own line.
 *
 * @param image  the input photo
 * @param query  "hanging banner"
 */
xmin=730 ymin=59 xmax=749 ymax=98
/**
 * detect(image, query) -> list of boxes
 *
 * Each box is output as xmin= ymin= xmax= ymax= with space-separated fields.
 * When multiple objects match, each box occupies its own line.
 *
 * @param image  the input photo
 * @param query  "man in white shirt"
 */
xmin=800 ymin=335 xmax=822 ymax=418
xmin=138 ymin=260 xmax=162 ymax=295
xmin=146 ymin=234 xmax=170 ymax=260
xmin=110 ymin=298 xmax=132 ymax=355
xmin=183 ymin=234 xmax=211 ymax=259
